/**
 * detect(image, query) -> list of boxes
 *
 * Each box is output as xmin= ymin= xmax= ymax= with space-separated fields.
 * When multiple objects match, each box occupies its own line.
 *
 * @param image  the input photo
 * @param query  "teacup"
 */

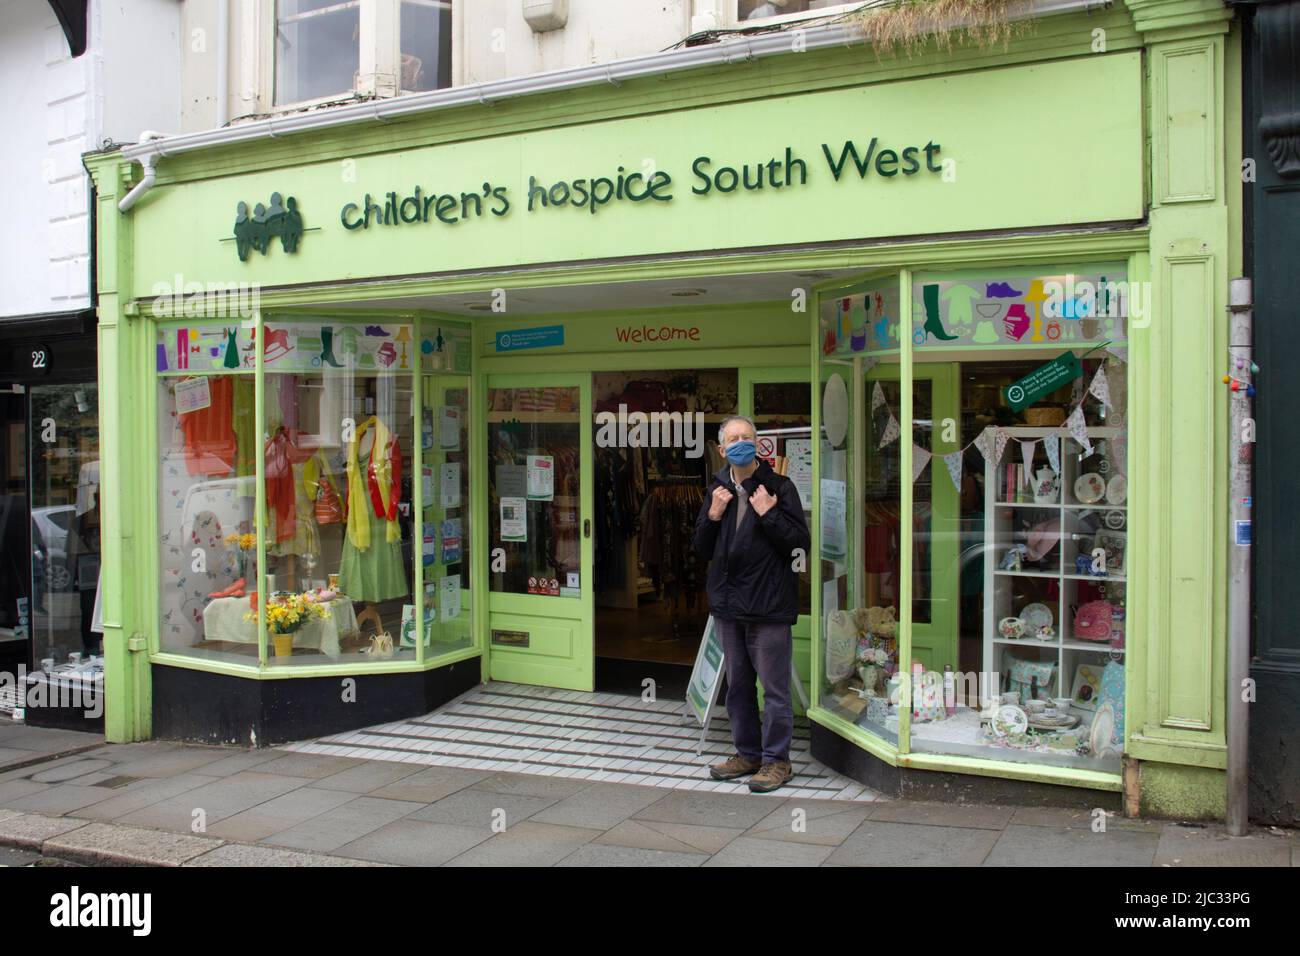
xmin=1053 ymin=697 xmax=1073 ymax=713
xmin=1042 ymin=708 xmax=1060 ymax=719
xmin=1025 ymin=699 xmax=1047 ymax=714
xmin=999 ymin=617 xmax=1027 ymax=639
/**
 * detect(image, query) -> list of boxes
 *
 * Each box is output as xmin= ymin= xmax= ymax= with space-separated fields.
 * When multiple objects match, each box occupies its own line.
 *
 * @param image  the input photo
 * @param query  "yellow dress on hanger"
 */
xmin=338 ymin=416 xmax=408 ymax=602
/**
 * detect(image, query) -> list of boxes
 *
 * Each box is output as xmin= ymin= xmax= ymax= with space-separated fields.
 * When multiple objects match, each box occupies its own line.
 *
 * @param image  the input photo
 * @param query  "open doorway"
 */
xmin=592 ymin=369 xmax=737 ymax=693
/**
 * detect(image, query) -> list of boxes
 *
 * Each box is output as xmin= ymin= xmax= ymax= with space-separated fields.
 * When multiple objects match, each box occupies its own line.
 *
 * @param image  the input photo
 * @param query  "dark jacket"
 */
xmin=691 ymin=460 xmax=811 ymax=625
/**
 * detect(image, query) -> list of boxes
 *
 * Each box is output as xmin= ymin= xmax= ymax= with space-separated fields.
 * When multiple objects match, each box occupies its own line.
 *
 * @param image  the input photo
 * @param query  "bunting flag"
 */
xmin=912 ymin=444 xmax=932 ymax=483
xmin=1021 ymin=441 xmax=1037 ymax=483
xmin=872 ymin=381 xmax=886 ymax=412
xmin=973 ymin=427 xmax=994 ymax=463
xmin=942 ymin=451 xmax=963 ymax=493
xmin=1088 ymin=365 xmax=1112 ymax=408
xmin=1044 ymin=435 xmax=1061 ymax=474
xmin=1105 ymin=344 xmax=1128 ymax=364
xmin=992 ymin=427 xmax=1009 ymax=469
xmin=1065 ymin=404 xmax=1093 ymax=456
xmin=878 ymin=413 xmax=901 ymax=449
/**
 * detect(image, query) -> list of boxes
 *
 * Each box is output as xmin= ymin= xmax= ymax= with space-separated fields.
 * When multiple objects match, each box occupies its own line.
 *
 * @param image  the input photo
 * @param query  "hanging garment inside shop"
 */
xmin=339 ymin=415 xmax=409 ymax=603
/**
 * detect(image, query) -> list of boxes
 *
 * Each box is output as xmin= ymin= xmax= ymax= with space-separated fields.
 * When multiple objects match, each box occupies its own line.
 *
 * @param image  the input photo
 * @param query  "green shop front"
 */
xmin=88 ymin=1 xmax=1239 ymax=816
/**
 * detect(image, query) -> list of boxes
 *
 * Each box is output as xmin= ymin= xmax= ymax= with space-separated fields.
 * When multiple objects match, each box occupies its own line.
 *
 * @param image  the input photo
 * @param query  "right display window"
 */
xmin=817 ymin=267 xmax=1131 ymax=772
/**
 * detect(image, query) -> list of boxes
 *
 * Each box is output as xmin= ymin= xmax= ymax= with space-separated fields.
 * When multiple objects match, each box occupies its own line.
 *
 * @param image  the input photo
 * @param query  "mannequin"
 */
xmin=339 ymin=414 xmax=408 ymax=633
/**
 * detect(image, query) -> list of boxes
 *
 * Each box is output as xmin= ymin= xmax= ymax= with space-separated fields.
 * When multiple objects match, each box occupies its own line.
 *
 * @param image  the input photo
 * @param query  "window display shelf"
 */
xmin=983 ymin=425 xmax=1127 ymax=702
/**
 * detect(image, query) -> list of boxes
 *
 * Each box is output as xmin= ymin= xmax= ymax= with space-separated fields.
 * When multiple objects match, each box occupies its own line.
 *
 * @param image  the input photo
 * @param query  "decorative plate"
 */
xmin=1104 ymin=509 xmax=1127 ymax=530
xmin=1089 ymin=701 xmax=1118 ymax=756
xmin=1074 ymin=472 xmax=1105 ymax=504
xmin=1106 ymin=474 xmax=1127 ymax=505
xmin=992 ymin=705 xmax=1029 ymax=737
xmin=822 ymin=374 xmax=849 ymax=448
xmin=1028 ymin=713 xmax=1080 ymax=731
xmin=1020 ymin=602 xmax=1053 ymax=631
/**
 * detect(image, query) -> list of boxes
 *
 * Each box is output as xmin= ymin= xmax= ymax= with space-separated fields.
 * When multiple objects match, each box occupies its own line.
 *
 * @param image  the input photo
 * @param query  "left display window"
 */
xmin=156 ymin=319 xmax=417 ymax=665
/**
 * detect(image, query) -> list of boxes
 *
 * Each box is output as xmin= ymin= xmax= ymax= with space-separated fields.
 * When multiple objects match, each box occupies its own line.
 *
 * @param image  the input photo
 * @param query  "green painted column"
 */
xmin=88 ymin=156 xmax=153 ymax=742
xmin=1124 ymin=0 xmax=1239 ymax=816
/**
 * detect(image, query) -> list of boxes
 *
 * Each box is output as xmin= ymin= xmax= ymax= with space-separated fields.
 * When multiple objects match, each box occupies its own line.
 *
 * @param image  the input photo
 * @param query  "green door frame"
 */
xmin=866 ymin=362 xmax=961 ymax=673
xmin=483 ymin=370 xmax=595 ymax=691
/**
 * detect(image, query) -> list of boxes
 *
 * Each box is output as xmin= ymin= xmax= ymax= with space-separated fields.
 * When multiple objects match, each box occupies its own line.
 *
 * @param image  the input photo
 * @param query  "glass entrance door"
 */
xmin=485 ymin=374 xmax=593 ymax=689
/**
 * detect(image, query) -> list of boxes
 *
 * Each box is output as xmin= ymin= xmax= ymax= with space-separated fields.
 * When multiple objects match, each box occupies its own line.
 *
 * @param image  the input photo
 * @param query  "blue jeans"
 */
xmin=714 ymin=617 xmax=793 ymax=765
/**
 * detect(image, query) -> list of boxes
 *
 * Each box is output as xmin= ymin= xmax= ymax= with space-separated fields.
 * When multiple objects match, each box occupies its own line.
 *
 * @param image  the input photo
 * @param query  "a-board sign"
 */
xmin=685 ymin=615 xmax=725 ymax=753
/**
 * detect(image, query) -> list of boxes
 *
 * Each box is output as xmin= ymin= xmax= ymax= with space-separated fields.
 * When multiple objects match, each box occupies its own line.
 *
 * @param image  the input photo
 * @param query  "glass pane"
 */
xmin=752 ymin=380 xmax=811 ymax=616
xmin=28 ymin=385 xmax=101 ymax=672
xmin=419 ymin=370 xmax=472 ymax=657
xmin=275 ymin=0 xmax=360 ymax=105
xmin=157 ymin=323 xmax=259 ymax=664
xmin=818 ymin=283 xmax=904 ymax=745
xmin=400 ymin=0 xmax=452 ymax=92
xmin=739 ymin=1 xmax=821 ymax=20
xmin=487 ymin=387 xmax=581 ymax=597
xmin=0 ymin=393 xmax=26 ymax=642
xmin=905 ymin=269 xmax=1130 ymax=771
xmin=262 ymin=320 xmax=416 ymax=665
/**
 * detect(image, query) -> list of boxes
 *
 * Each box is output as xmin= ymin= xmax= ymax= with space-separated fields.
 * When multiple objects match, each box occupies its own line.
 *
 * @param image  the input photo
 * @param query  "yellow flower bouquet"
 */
xmin=245 ymin=591 xmax=330 ymax=635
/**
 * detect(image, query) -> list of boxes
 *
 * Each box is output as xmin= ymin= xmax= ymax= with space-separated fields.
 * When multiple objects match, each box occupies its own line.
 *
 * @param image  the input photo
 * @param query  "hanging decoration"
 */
xmin=942 ymin=451 xmax=963 ymax=493
xmin=1044 ymin=434 xmax=1061 ymax=474
xmin=872 ymin=381 xmax=886 ymax=412
xmin=1088 ymin=364 xmax=1112 ymax=408
xmin=1020 ymin=441 xmax=1037 ymax=483
xmin=1065 ymin=404 xmax=1093 ymax=456
xmin=878 ymin=413 xmax=901 ymax=449
xmin=912 ymin=444 xmax=932 ymax=483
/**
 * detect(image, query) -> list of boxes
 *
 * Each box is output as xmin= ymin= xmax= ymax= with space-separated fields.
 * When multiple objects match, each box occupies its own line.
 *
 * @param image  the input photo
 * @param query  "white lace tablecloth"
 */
xmin=202 ymin=596 xmax=357 ymax=658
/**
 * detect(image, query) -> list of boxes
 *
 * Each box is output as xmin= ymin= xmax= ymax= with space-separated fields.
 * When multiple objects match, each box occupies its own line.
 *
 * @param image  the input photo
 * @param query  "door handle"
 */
xmin=583 ymin=518 xmax=591 ymax=539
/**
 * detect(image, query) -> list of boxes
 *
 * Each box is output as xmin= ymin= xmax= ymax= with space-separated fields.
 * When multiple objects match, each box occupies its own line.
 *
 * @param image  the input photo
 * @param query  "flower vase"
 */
xmin=273 ymin=632 xmax=294 ymax=658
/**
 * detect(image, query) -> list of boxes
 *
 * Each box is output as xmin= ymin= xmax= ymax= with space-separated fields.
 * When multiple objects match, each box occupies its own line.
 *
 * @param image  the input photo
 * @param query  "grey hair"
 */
xmin=717 ymin=415 xmax=757 ymax=444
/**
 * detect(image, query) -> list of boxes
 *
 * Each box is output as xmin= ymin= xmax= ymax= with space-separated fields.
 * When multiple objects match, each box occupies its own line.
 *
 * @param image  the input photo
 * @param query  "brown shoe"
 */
xmin=709 ymin=754 xmax=762 ymax=780
xmin=748 ymin=760 xmax=794 ymax=793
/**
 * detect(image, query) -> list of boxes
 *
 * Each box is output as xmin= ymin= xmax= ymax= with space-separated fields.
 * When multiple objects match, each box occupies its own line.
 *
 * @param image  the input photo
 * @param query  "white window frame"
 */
xmin=729 ymin=0 xmax=865 ymax=29
xmin=251 ymin=0 xmax=453 ymax=114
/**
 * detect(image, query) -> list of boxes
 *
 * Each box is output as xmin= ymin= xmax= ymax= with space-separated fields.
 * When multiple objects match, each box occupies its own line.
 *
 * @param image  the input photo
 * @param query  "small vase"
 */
xmin=273 ymin=633 xmax=294 ymax=658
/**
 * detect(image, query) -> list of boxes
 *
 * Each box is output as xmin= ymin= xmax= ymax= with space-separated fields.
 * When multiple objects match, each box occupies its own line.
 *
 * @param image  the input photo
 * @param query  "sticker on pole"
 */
xmin=1004 ymin=351 xmax=1084 ymax=411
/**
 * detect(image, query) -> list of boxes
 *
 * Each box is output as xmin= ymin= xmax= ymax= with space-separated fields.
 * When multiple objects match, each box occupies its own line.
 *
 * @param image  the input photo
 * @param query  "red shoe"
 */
xmin=208 ymin=578 xmax=247 ymax=599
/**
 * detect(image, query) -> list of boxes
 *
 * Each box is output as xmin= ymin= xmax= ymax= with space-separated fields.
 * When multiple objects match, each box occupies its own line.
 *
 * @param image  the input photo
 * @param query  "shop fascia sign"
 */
xmin=334 ymin=136 xmax=947 ymax=232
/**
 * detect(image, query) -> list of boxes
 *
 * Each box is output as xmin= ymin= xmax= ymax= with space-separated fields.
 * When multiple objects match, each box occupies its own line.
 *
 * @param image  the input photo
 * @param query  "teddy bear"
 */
xmin=864 ymin=605 xmax=898 ymax=640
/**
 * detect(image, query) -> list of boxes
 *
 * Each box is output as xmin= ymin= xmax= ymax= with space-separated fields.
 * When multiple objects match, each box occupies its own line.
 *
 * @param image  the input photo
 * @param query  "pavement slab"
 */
xmin=826 ymin=821 xmax=1001 ymax=867
xmin=444 ymin=821 xmax=603 ymax=867
xmin=984 ymin=824 xmax=1160 ymax=867
xmin=335 ymin=818 xmax=492 ymax=866
xmin=263 ymin=796 xmax=426 ymax=852
xmin=1153 ymin=824 xmax=1293 ymax=868
xmin=44 ymin=821 xmax=221 ymax=866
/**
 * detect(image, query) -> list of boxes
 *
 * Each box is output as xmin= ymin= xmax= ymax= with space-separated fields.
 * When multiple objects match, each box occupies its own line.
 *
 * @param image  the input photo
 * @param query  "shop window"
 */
xmin=273 ymin=0 xmax=452 ymax=107
xmin=156 ymin=319 xmax=457 ymax=667
xmin=816 ymin=268 xmax=1131 ymax=772
xmin=752 ymin=379 xmax=812 ymax=617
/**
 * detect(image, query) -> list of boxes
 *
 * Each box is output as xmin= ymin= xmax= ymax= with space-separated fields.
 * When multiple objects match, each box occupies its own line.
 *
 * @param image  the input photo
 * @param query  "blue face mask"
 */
xmin=725 ymin=439 xmax=757 ymax=466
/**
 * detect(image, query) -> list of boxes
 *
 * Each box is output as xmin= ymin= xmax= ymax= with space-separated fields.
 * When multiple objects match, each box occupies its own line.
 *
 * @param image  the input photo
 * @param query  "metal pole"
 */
xmin=1226 ymin=276 xmax=1253 ymax=837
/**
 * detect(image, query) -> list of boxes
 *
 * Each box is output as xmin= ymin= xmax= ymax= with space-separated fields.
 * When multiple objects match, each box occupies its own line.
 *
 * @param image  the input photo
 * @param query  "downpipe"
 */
xmin=1226 ymin=276 xmax=1253 ymax=837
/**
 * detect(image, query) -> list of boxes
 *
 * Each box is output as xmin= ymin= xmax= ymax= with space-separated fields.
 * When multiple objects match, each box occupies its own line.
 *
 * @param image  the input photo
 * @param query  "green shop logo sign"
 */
xmin=233 ymin=192 xmax=304 ymax=261
xmin=337 ymin=136 xmax=946 ymax=231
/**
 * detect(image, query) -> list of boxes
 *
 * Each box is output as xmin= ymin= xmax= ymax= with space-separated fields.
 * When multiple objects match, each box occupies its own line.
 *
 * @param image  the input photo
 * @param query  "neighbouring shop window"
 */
xmin=28 ymin=385 xmax=101 ymax=671
xmin=487 ymin=387 xmax=581 ymax=598
xmin=816 ymin=268 xmax=1131 ymax=771
xmin=738 ymin=1 xmax=853 ymax=22
xmin=156 ymin=319 xmax=424 ymax=666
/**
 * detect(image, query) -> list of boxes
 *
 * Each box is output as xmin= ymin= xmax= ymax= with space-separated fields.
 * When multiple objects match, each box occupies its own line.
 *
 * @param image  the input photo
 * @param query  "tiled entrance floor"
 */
xmin=287 ymin=682 xmax=879 ymax=801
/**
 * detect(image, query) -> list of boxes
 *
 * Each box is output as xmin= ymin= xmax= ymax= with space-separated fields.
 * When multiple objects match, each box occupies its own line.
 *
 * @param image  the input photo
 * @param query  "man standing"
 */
xmin=692 ymin=415 xmax=811 ymax=792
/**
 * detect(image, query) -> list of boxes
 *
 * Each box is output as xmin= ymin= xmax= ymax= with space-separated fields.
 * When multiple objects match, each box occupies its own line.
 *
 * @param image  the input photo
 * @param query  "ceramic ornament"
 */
xmin=1020 ymin=441 xmax=1037 ymax=483
xmin=942 ymin=451 xmax=963 ymax=493
xmin=872 ymin=381 xmax=886 ymax=412
xmin=912 ymin=444 xmax=932 ymax=483
xmin=1088 ymin=365 xmax=1112 ymax=409
xmin=1044 ymin=435 xmax=1061 ymax=474
xmin=878 ymin=413 xmax=901 ymax=450
xmin=1065 ymin=404 xmax=1093 ymax=455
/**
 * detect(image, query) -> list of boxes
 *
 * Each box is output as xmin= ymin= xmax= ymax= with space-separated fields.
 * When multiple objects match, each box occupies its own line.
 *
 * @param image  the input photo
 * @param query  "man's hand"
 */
xmin=750 ymin=485 xmax=777 ymax=517
xmin=708 ymin=485 xmax=734 ymax=521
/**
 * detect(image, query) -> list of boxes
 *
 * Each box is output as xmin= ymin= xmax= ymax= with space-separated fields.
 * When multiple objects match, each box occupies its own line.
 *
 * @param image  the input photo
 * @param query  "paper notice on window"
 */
xmin=440 ymin=463 xmax=461 ymax=508
xmin=496 ymin=464 xmax=527 ymax=498
xmin=500 ymin=497 xmax=527 ymax=542
xmin=786 ymin=438 xmax=813 ymax=510
xmin=174 ymin=377 xmax=211 ymax=414
xmin=422 ymin=466 xmax=434 ymax=503
xmin=439 ymin=406 xmax=462 ymax=450
xmin=820 ymin=478 xmax=847 ymax=559
xmin=526 ymin=455 xmax=554 ymax=501
xmin=440 ymin=574 xmax=461 ymax=620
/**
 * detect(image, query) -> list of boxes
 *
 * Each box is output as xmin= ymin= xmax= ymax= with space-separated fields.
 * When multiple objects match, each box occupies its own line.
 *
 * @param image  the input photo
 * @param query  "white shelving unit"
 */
xmin=981 ymin=426 xmax=1127 ymax=703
